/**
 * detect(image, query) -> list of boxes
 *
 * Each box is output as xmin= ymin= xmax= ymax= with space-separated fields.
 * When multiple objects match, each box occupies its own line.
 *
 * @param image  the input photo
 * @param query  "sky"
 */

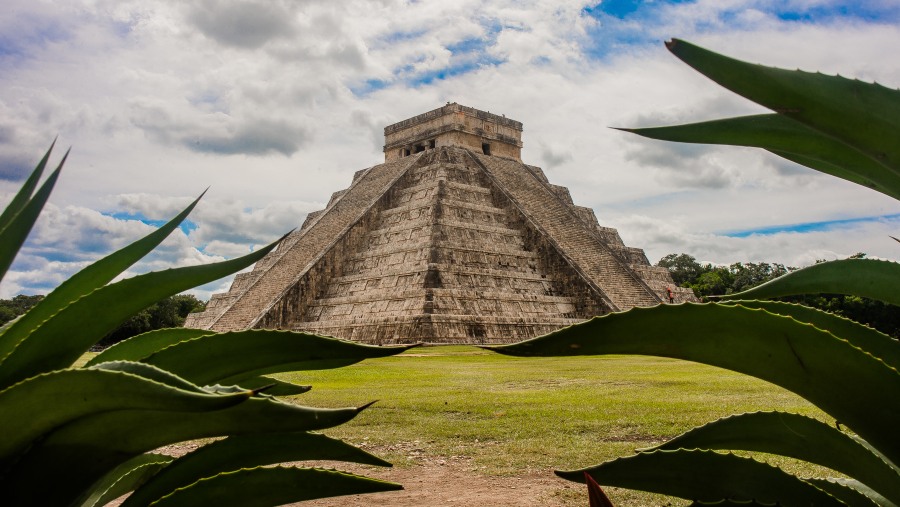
xmin=1 ymin=0 xmax=898 ymax=299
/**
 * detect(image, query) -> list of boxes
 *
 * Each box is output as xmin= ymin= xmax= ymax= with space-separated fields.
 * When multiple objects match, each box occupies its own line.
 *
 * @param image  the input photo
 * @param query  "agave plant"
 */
xmin=0 ymin=146 xmax=409 ymax=506
xmin=492 ymin=40 xmax=900 ymax=506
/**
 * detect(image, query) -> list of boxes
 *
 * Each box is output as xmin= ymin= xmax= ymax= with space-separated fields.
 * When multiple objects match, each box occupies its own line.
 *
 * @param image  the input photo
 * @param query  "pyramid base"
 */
xmin=290 ymin=314 xmax=585 ymax=345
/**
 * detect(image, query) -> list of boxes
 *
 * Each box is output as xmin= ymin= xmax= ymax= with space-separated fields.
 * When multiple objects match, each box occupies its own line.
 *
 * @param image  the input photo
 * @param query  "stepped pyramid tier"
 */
xmin=185 ymin=103 xmax=697 ymax=344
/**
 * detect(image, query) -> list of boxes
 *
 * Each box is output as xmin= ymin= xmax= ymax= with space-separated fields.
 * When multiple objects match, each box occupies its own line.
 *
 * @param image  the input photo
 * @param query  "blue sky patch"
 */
xmin=378 ymin=28 xmax=429 ymax=45
xmin=583 ymin=0 xmax=694 ymax=20
xmin=407 ymin=59 xmax=496 ymax=87
xmin=777 ymin=3 xmax=900 ymax=23
xmin=105 ymin=211 xmax=198 ymax=235
xmin=722 ymin=213 xmax=900 ymax=238
xmin=349 ymin=78 xmax=391 ymax=97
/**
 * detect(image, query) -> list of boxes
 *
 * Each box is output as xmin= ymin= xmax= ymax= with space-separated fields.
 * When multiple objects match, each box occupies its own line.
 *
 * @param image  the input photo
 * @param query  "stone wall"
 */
xmin=384 ymin=103 xmax=523 ymax=162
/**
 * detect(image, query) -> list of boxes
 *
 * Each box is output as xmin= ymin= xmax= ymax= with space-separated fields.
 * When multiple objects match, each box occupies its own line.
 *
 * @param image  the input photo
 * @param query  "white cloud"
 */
xmin=0 ymin=0 xmax=897 ymax=299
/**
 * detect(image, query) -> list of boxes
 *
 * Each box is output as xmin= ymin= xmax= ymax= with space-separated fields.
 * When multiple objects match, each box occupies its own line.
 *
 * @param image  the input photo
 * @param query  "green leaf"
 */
xmin=620 ymin=114 xmax=900 ymax=200
xmin=805 ymin=479 xmax=882 ymax=507
xmin=808 ymin=479 xmax=897 ymax=507
xmin=147 ymin=466 xmax=402 ymax=507
xmin=2 ymin=398 xmax=368 ymax=505
xmin=0 ymin=193 xmax=205 ymax=364
xmin=88 ymin=360 xmax=213 ymax=394
xmin=717 ymin=259 xmax=900 ymax=305
xmin=226 ymin=376 xmax=311 ymax=396
xmin=77 ymin=453 xmax=173 ymax=507
xmin=0 ymin=236 xmax=282 ymax=389
xmin=721 ymin=300 xmax=900 ymax=370
xmin=556 ymin=449 xmax=844 ymax=506
xmin=140 ymin=329 xmax=416 ymax=386
xmin=647 ymin=411 xmax=900 ymax=505
xmin=123 ymin=432 xmax=390 ymax=507
xmin=86 ymin=328 xmax=216 ymax=366
xmin=490 ymin=303 xmax=900 ymax=466
xmin=0 ymin=368 xmax=250 ymax=466
xmin=0 ymin=140 xmax=54 ymax=233
xmin=665 ymin=38 xmax=900 ymax=176
xmin=0 ymin=150 xmax=65 ymax=284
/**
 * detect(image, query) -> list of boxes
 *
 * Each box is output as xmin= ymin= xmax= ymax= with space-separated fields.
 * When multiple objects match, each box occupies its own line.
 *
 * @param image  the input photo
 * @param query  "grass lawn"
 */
xmin=276 ymin=345 xmax=833 ymax=506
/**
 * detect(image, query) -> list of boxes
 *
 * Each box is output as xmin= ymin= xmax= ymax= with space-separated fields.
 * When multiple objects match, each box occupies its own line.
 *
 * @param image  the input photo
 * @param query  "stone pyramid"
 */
xmin=185 ymin=103 xmax=695 ymax=344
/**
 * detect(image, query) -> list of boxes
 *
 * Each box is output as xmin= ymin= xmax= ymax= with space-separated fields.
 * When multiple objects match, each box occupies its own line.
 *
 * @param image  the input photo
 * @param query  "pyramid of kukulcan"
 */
xmin=185 ymin=103 xmax=695 ymax=343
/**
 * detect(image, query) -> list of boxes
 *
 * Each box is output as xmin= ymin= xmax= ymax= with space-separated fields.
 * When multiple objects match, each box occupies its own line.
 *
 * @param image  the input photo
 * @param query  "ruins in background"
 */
xmin=185 ymin=103 xmax=695 ymax=343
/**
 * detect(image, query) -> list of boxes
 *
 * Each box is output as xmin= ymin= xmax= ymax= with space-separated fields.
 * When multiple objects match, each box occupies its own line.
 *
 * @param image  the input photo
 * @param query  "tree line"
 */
xmin=0 ymin=294 xmax=206 ymax=347
xmin=658 ymin=253 xmax=899 ymax=338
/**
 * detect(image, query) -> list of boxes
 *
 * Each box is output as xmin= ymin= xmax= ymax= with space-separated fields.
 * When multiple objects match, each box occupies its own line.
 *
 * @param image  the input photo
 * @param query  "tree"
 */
xmin=99 ymin=294 xmax=207 ymax=347
xmin=729 ymin=262 xmax=790 ymax=293
xmin=0 ymin=294 xmax=44 ymax=325
xmin=656 ymin=253 xmax=703 ymax=285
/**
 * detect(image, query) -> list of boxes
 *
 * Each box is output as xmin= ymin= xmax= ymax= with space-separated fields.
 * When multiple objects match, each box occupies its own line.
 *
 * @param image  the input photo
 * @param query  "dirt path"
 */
xmin=299 ymin=461 xmax=580 ymax=506
xmin=135 ymin=443 xmax=584 ymax=506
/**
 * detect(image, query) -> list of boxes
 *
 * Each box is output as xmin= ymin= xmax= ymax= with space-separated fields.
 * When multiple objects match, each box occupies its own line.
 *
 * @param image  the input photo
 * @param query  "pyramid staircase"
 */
xmin=185 ymin=104 xmax=695 ymax=344
xmin=186 ymin=146 xmax=693 ymax=344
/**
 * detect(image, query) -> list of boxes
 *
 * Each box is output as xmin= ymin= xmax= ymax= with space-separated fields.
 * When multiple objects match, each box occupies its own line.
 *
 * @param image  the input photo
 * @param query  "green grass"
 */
xmin=277 ymin=345 xmax=833 ymax=505
xmin=78 ymin=345 xmax=835 ymax=505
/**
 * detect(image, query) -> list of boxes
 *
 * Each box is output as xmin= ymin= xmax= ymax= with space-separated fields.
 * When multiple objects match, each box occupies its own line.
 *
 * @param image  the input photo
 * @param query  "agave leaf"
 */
xmin=122 ymin=432 xmax=390 ymax=507
xmin=717 ymin=259 xmax=900 ymax=305
xmin=3 ymin=398 xmax=369 ymax=505
xmin=665 ymin=38 xmax=900 ymax=175
xmin=0 ymin=140 xmax=54 ymax=233
xmin=0 ymin=368 xmax=250 ymax=466
xmin=77 ymin=453 xmax=173 ymax=507
xmin=556 ymin=449 xmax=843 ymax=506
xmin=646 ymin=411 xmax=900 ymax=505
xmin=88 ymin=360 xmax=212 ymax=394
xmin=86 ymin=328 xmax=216 ymax=366
xmin=140 ymin=329 xmax=416 ymax=386
xmin=225 ymin=375 xmax=311 ymax=396
xmin=0 ymin=194 xmax=205 ymax=365
xmin=490 ymin=304 xmax=900 ymax=465
xmin=810 ymin=479 xmax=897 ymax=507
xmin=0 ymin=150 xmax=65 ymax=285
xmin=805 ymin=479 xmax=883 ymax=507
xmin=620 ymin=114 xmax=900 ymax=200
xmin=147 ymin=466 xmax=402 ymax=507
xmin=0 ymin=236 xmax=281 ymax=390
xmin=721 ymin=300 xmax=900 ymax=370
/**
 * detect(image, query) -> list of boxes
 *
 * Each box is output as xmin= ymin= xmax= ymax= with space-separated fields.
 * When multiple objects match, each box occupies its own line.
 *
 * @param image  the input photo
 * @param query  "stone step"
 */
xmin=309 ymin=287 xmax=578 ymax=307
xmin=291 ymin=314 xmax=585 ymax=345
xmin=208 ymin=154 xmax=423 ymax=331
xmin=472 ymin=152 xmax=660 ymax=310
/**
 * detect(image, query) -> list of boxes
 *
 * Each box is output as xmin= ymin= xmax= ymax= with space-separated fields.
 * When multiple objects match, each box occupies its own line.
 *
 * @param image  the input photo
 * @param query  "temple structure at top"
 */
xmin=384 ymin=103 xmax=523 ymax=162
xmin=185 ymin=103 xmax=695 ymax=343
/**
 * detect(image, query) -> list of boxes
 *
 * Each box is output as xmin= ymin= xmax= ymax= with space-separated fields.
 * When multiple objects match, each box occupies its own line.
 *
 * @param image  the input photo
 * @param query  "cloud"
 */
xmin=623 ymin=137 xmax=735 ymax=189
xmin=611 ymin=212 xmax=900 ymax=270
xmin=539 ymin=141 xmax=574 ymax=168
xmin=0 ymin=200 xmax=226 ymax=298
xmin=0 ymin=0 xmax=898 ymax=301
xmin=187 ymin=0 xmax=297 ymax=50
xmin=111 ymin=192 xmax=322 ymax=251
xmin=0 ymin=151 xmax=33 ymax=182
xmin=130 ymin=103 xmax=312 ymax=156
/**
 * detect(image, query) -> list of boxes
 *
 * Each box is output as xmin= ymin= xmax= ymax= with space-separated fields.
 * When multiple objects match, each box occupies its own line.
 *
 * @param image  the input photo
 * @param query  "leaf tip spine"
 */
xmin=358 ymin=400 xmax=378 ymax=411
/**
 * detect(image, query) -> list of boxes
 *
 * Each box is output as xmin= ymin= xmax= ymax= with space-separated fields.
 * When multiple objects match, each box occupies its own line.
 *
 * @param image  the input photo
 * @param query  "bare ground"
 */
xmin=124 ymin=442 xmax=584 ymax=507
xmin=298 ymin=460 xmax=580 ymax=507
